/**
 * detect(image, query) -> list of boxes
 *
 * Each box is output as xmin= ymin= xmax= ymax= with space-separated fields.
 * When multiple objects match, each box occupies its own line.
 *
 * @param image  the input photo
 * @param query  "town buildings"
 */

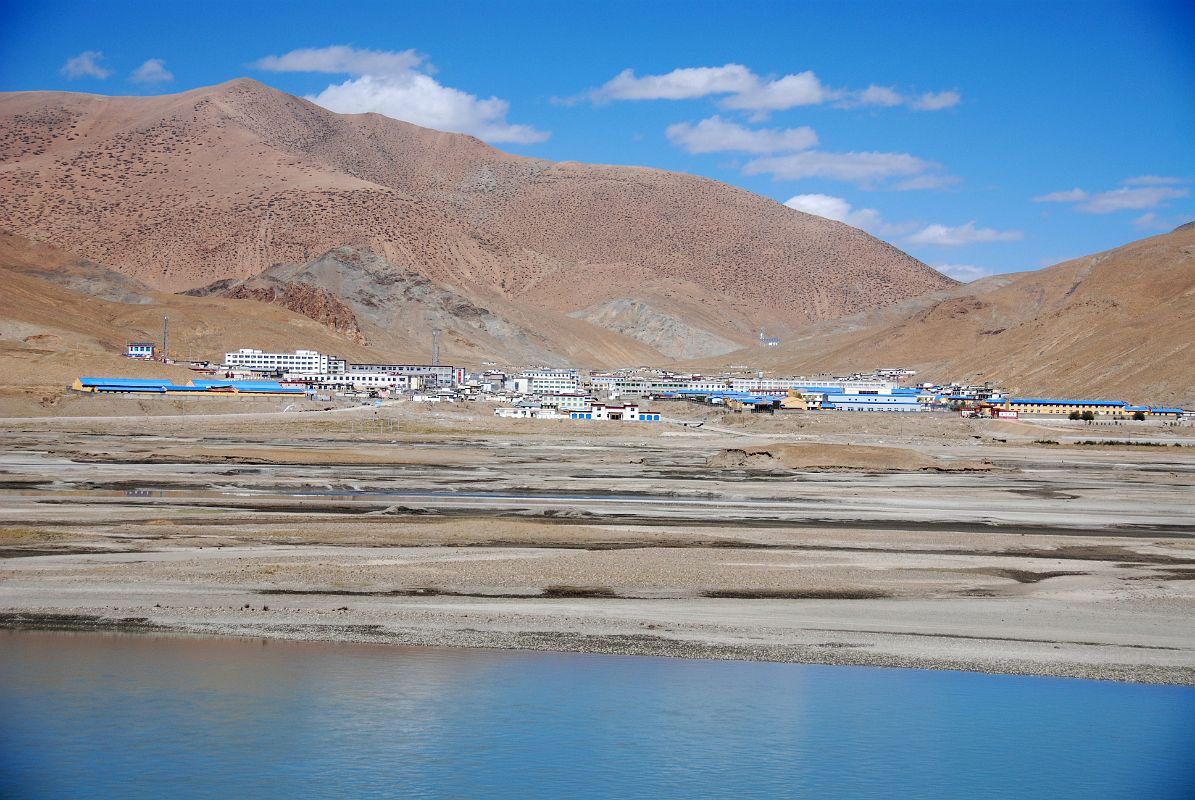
xmin=224 ymin=349 xmax=332 ymax=374
xmin=511 ymin=369 xmax=581 ymax=395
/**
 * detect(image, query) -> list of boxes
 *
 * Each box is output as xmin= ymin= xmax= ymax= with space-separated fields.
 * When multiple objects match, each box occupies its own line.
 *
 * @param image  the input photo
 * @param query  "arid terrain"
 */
xmin=692 ymin=223 xmax=1195 ymax=408
xmin=0 ymin=79 xmax=951 ymax=361
xmin=2 ymin=400 xmax=1192 ymax=685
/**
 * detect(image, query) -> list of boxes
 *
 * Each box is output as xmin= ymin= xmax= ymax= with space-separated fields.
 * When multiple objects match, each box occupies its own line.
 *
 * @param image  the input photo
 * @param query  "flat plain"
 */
xmin=1 ymin=400 xmax=1192 ymax=684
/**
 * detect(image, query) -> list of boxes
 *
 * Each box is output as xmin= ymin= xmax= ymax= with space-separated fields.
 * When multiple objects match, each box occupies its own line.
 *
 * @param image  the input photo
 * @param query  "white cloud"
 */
xmin=587 ymin=63 xmax=958 ymax=113
xmin=311 ymin=75 xmax=548 ymax=144
xmin=906 ymin=222 xmax=1023 ymax=246
xmin=840 ymin=86 xmax=961 ymax=111
xmin=891 ymin=173 xmax=961 ymax=191
xmin=594 ymin=64 xmax=756 ymax=101
xmin=1130 ymin=212 xmax=1193 ymax=232
xmin=744 ymin=150 xmax=939 ymax=187
xmin=1122 ymin=175 xmax=1187 ymax=186
xmin=782 ymin=194 xmax=917 ymax=237
xmin=933 ymin=263 xmax=991 ymax=282
xmin=719 ymin=71 xmax=832 ymax=114
xmin=784 ymin=193 xmax=857 ymax=223
xmin=666 ymin=116 xmax=816 ymax=154
xmin=256 ymin=45 xmax=424 ymax=76
xmin=255 ymin=45 xmax=547 ymax=144
xmin=910 ymin=91 xmax=961 ymax=111
xmin=1079 ymin=186 xmax=1188 ymax=213
xmin=60 ymin=51 xmax=110 ymax=80
xmin=130 ymin=58 xmax=173 ymax=84
xmin=1033 ymin=188 xmax=1088 ymax=203
xmin=853 ymin=85 xmax=904 ymax=107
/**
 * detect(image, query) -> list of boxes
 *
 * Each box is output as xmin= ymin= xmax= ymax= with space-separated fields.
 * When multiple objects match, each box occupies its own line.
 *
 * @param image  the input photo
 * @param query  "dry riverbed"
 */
xmin=1 ymin=401 xmax=1193 ymax=684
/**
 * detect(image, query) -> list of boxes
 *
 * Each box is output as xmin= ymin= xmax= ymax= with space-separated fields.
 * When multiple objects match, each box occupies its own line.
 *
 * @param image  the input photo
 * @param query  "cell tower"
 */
xmin=431 ymin=325 xmax=441 ymax=366
xmin=162 ymin=315 xmax=169 ymax=362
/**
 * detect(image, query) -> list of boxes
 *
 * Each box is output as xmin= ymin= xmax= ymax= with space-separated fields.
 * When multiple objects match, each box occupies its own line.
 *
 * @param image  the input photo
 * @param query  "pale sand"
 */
xmin=1 ymin=403 xmax=1192 ymax=684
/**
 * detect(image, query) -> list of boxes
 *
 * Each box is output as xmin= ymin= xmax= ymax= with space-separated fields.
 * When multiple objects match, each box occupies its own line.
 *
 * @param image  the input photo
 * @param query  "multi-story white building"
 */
xmin=511 ymin=369 xmax=580 ymax=395
xmin=286 ymin=373 xmax=416 ymax=391
xmin=347 ymin=364 xmax=463 ymax=387
xmin=539 ymin=393 xmax=597 ymax=411
xmin=224 ymin=349 xmax=333 ymax=374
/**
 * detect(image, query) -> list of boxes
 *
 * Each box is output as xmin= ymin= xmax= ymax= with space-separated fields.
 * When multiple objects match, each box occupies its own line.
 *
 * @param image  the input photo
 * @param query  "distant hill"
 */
xmin=0 ymin=78 xmax=952 ymax=360
xmin=686 ymin=225 xmax=1195 ymax=408
xmin=0 ymin=234 xmax=387 ymax=400
xmin=183 ymin=246 xmax=662 ymax=367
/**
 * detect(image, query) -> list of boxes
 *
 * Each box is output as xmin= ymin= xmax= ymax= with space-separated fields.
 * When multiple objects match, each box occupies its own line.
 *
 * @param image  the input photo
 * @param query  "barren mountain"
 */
xmin=0 ymin=78 xmax=952 ymax=354
xmin=0 ymin=235 xmax=392 ymax=402
xmin=689 ymin=225 xmax=1195 ymax=408
xmin=185 ymin=246 xmax=662 ymax=367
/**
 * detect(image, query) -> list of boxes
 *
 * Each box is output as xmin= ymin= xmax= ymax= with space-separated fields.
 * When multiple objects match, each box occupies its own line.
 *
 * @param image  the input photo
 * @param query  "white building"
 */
xmin=539 ymin=393 xmax=597 ymax=411
xmin=495 ymin=406 xmax=566 ymax=419
xmin=570 ymin=403 xmax=661 ymax=422
xmin=125 ymin=342 xmax=155 ymax=359
xmin=347 ymin=364 xmax=463 ymax=386
xmin=286 ymin=373 xmax=416 ymax=391
xmin=225 ymin=349 xmax=333 ymax=374
xmin=511 ymin=369 xmax=580 ymax=395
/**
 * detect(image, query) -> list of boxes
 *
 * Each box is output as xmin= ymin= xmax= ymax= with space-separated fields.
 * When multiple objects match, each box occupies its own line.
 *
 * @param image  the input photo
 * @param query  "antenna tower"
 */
xmin=162 ymin=315 xmax=169 ymax=362
xmin=431 ymin=325 xmax=441 ymax=366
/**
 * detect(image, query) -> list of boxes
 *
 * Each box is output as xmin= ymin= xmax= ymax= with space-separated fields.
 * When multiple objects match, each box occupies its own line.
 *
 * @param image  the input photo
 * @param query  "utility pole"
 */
xmin=162 ymin=315 xmax=169 ymax=362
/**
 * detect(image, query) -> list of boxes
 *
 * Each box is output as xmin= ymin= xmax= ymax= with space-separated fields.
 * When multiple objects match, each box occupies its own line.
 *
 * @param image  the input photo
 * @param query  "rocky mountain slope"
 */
xmin=0 ymin=234 xmax=388 ymax=401
xmin=185 ymin=246 xmax=661 ymax=367
xmin=688 ymin=224 xmax=1195 ymax=408
xmin=0 ymin=78 xmax=953 ymax=356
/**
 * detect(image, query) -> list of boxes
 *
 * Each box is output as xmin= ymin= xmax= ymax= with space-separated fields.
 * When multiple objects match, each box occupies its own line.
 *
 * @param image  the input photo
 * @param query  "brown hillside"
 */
xmin=0 ymin=236 xmax=391 ymax=398
xmin=0 ymin=78 xmax=952 ymax=352
xmin=185 ymin=246 xmax=664 ymax=368
xmin=0 ymin=233 xmax=660 ymax=373
xmin=689 ymin=225 xmax=1195 ymax=408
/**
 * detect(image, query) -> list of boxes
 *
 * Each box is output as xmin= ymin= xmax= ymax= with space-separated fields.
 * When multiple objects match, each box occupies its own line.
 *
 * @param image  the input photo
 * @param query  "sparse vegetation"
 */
xmin=1077 ymin=440 xmax=1180 ymax=447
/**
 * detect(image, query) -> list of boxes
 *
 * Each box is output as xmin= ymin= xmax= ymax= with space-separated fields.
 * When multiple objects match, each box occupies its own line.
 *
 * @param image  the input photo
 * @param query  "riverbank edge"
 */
xmin=3 ymin=611 xmax=1192 ymax=687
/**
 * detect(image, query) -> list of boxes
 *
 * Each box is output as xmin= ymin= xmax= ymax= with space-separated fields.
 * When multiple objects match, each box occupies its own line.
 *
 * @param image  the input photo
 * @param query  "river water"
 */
xmin=1 ymin=630 xmax=1192 ymax=799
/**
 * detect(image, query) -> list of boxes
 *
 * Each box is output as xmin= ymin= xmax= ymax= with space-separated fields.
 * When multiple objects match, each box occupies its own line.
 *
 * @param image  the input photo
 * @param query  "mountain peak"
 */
xmin=0 ymin=78 xmax=952 ymax=358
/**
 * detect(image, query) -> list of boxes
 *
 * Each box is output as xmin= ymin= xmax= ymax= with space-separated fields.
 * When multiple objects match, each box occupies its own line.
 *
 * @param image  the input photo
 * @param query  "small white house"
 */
xmin=125 ymin=342 xmax=155 ymax=359
xmin=495 ymin=405 xmax=565 ymax=419
xmin=570 ymin=403 xmax=661 ymax=422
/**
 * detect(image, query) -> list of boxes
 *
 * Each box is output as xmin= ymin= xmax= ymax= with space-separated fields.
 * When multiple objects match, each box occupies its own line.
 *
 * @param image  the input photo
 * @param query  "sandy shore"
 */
xmin=1 ymin=401 xmax=1192 ymax=684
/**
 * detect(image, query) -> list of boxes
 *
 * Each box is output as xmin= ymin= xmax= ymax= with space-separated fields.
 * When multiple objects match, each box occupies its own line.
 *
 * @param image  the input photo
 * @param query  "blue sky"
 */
xmin=3 ymin=0 xmax=1193 ymax=280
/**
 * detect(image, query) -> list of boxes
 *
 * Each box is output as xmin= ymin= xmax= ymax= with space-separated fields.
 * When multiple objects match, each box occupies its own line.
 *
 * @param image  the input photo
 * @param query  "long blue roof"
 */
xmin=80 ymin=377 xmax=306 ymax=394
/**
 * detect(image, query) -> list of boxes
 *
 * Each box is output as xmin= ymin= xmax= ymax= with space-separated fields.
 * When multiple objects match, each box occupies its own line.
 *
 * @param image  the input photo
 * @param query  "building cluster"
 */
xmin=107 ymin=343 xmax=1187 ymax=420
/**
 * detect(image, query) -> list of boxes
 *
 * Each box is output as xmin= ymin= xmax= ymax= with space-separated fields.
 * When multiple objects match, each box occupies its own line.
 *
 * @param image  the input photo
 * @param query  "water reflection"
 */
xmin=1 ymin=631 xmax=1193 ymax=799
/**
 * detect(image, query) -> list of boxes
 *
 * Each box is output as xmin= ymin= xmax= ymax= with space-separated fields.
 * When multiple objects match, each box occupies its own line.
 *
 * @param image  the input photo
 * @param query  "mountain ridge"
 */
xmin=685 ymin=224 xmax=1195 ymax=407
xmin=0 ymin=77 xmax=954 ymax=356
